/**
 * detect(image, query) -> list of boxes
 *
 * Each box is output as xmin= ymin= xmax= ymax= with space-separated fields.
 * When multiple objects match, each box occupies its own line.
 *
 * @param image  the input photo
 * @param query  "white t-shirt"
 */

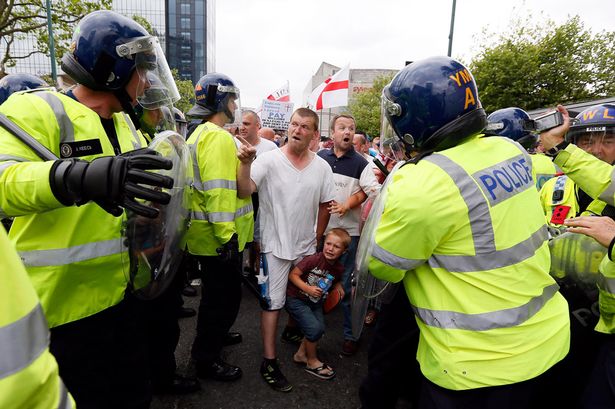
xmin=251 ymin=149 xmax=335 ymax=260
xmin=254 ymin=137 xmax=278 ymax=156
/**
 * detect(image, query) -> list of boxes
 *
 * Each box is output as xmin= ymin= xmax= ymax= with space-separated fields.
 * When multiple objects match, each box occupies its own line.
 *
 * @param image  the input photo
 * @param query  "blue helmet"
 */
xmin=485 ymin=107 xmax=537 ymax=150
xmin=0 ymin=74 xmax=50 ymax=104
xmin=61 ymin=10 xmax=150 ymax=91
xmin=567 ymin=104 xmax=615 ymax=144
xmin=187 ymin=73 xmax=240 ymax=123
xmin=380 ymin=56 xmax=486 ymax=153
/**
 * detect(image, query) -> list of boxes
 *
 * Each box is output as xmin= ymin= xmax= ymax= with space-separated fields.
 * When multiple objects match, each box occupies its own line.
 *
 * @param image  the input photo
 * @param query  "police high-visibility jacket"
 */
xmin=596 ymin=251 xmax=615 ymax=334
xmin=186 ymin=122 xmax=253 ymax=256
xmin=0 ymin=221 xmax=74 ymax=408
xmin=554 ymin=143 xmax=615 ymax=206
xmin=369 ymin=135 xmax=570 ymax=390
xmin=539 ymin=175 xmax=609 ymax=226
xmin=531 ymin=153 xmax=559 ymax=190
xmin=0 ymin=91 xmax=146 ymax=328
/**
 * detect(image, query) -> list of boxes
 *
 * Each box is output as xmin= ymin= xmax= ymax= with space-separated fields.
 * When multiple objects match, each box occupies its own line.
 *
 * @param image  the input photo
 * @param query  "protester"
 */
xmin=258 ymin=126 xmax=277 ymax=142
xmin=237 ymin=107 xmax=335 ymax=392
xmin=286 ymin=228 xmax=349 ymax=380
xmin=318 ymin=113 xmax=380 ymax=356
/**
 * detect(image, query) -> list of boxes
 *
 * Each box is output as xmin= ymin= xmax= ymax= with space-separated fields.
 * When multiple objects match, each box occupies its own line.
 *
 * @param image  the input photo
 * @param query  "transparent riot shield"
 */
xmin=123 ymin=130 xmax=192 ymax=299
xmin=351 ymin=161 xmax=404 ymax=339
xmin=549 ymin=231 xmax=606 ymax=304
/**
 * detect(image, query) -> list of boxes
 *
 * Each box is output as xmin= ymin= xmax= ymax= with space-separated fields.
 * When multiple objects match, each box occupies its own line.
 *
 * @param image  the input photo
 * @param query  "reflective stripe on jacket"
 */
xmin=0 ymin=91 xmax=147 ymax=328
xmin=531 ymin=153 xmax=558 ymax=190
xmin=369 ymin=135 xmax=570 ymax=390
xmin=0 ymin=227 xmax=74 ymax=408
xmin=185 ymin=122 xmax=253 ymax=256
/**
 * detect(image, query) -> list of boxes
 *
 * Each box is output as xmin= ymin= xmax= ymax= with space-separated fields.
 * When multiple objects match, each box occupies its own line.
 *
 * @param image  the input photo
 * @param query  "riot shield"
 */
xmin=123 ymin=130 xmax=192 ymax=299
xmin=351 ymin=161 xmax=404 ymax=339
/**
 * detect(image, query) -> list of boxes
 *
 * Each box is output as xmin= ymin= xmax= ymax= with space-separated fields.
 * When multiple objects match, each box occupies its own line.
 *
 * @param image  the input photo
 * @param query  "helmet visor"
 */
xmin=380 ymin=88 xmax=408 ymax=161
xmin=122 ymin=37 xmax=180 ymax=109
xmin=569 ymin=126 xmax=615 ymax=161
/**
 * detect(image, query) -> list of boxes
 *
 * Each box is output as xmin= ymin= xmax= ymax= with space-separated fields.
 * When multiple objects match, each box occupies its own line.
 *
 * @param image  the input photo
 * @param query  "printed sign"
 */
xmin=260 ymin=99 xmax=294 ymax=130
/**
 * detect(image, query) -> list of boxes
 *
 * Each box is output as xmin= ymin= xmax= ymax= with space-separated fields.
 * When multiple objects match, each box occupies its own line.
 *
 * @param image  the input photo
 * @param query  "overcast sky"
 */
xmin=215 ymin=0 xmax=613 ymax=109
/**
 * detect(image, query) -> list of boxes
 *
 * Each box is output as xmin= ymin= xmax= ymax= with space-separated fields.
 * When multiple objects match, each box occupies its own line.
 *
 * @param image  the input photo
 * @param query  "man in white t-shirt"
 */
xmin=238 ymin=110 xmax=278 ymax=277
xmin=237 ymin=107 xmax=335 ymax=393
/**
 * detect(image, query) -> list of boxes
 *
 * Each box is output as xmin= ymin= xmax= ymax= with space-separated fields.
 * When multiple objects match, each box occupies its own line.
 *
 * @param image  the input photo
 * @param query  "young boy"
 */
xmin=285 ymin=228 xmax=350 ymax=380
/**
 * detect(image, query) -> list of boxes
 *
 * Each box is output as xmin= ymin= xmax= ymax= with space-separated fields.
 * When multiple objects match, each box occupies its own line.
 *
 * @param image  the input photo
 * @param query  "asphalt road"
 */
xmin=151 ymin=283 xmax=374 ymax=409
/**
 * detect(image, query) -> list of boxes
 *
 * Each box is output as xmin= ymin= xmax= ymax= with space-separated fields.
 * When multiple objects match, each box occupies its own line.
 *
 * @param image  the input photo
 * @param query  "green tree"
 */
xmin=172 ymin=69 xmax=195 ymax=114
xmin=349 ymin=74 xmax=395 ymax=137
xmin=0 ymin=0 xmax=112 ymax=79
xmin=469 ymin=16 xmax=615 ymax=113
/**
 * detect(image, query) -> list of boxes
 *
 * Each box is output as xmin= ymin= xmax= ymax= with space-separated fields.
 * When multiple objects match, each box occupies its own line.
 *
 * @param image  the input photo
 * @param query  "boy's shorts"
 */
xmin=259 ymin=253 xmax=300 ymax=311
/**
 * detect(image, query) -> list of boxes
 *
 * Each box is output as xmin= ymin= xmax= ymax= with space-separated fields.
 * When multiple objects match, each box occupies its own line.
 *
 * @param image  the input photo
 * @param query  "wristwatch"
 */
xmin=547 ymin=140 xmax=570 ymax=156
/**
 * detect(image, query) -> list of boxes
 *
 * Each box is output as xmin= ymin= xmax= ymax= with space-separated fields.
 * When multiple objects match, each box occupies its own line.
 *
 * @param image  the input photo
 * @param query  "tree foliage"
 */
xmin=172 ymin=69 xmax=195 ymax=114
xmin=349 ymin=74 xmax=395 ymax=137
xmin=0 ymin=0 xmax=112 ymax=79
xmin=469 ymin=16 xmax=615 ymax=113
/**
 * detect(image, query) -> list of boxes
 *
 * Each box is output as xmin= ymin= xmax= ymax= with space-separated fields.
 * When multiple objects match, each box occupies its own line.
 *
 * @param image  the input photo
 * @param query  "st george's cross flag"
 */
xmin=307 ymin=64 xmax=350 ymax=111
xmin=266 ymin=81 xmax=290 ymax=102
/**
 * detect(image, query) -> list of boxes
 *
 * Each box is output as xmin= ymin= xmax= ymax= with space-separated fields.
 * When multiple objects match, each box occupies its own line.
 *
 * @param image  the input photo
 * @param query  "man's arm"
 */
xmin=236 ymin=136 xmax=257 ymax=198
xmin=329 ymin=190 xmax=367 ymax=217
xmin=316 ymin=201 xmax=332 ymax=250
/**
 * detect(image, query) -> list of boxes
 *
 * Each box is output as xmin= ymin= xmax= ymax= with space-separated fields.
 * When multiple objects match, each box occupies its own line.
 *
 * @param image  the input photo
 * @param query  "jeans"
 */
xmin=340 ymin=235 xmax=359 ymax=341
xmin=285 ymin=296 xmax=325 ymax=342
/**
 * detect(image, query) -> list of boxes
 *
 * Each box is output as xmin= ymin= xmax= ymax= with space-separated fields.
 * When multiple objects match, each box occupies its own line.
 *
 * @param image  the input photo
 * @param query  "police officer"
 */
xmin=541 ymin=104 xmax=615 ymax=207
xmin=185 ymin=73 xmax=254 ymax=381
xmin=0 ymin=10 xmax=177 ymax=409
xmin=0 ymin=226 xmax=75 ymax=408
xmin=539 ymin=105 xmax=615 ymax=225
xmin=563 ymin=215 xmax=615 ymax=408
xmin=361 ymin=56 xmax=570 ymax=409
xmin=485 ymin=107 xmax=559 ymax=189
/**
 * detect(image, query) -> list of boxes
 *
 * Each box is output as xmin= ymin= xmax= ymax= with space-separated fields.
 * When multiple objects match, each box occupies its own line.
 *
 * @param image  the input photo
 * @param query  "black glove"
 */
xmin=50 ymin=148 xmax=173 ymax=218
xmin=216 ymin=234 xmax=239 ymax=263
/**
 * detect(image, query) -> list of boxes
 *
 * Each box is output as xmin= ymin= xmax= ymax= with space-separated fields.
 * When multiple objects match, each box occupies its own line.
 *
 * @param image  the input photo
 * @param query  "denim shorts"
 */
xmin=285 ymin=296 xmax=325 ymax=342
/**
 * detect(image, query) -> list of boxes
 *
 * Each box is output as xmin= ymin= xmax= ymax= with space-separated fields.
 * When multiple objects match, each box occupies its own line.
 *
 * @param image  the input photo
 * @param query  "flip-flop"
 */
xmin=304 ymin=363 xmax=335 ymax=380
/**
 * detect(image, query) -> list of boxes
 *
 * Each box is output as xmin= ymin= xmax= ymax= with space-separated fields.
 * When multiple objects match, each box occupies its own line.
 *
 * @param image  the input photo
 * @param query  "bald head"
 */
xmin=258 ymin=127 xmax=276 ymax=141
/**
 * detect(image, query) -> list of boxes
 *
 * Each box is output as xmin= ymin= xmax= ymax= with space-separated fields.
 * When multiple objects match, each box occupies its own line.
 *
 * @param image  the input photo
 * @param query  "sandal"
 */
xmin=304 ymin=363 xmax=336 ymax=380
xmin=364 ymin=309 xmax=378 ymax=327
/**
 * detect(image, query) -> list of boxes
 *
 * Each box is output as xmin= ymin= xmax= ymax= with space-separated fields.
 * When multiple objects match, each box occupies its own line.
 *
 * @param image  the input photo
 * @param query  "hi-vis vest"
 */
xmin=0 ymin=91 xmax=146 ymax=328
xmin=540 ymin=175 xmax=611 ymax=226
xmin=185 ymin=122 xmax=253 ymax=256
xmin=0 ymin=226 xmax=74 ymax=408
xmin=596 ymin=252 xmax=615 ymax=334
xmin=369 ymin=135 xmax=570 ymax=390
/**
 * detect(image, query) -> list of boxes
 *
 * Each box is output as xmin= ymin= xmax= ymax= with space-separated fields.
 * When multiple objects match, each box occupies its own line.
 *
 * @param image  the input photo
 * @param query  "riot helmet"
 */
xmin=567 ymin=104 xmax=615 ymax=164
xmin=485 ymin=107 xmax=537 ymax=150
xmin=0 ymin=74 xmax=51 ymax=104
xmin=187 ymin=73 xmax=240 ymax=124
xmin=60 ymin=10 xmax=179 ymax=124
xmin=380 ymin=56 xmax=486 ymax=158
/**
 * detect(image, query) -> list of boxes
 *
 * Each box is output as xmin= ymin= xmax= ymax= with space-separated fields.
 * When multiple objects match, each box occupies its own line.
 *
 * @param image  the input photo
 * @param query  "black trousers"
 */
xmin=191 ymin=252 xmax=243 ymax=364
xmin=581 ymin=335 xmax=615 ymax=409
xmin=143 ymin=259 xmax=185 ymax=388
xmin=359 ymin=286 xmax=422 ymax=409
xmin=50 ymin=293 xmax=151 ymax=409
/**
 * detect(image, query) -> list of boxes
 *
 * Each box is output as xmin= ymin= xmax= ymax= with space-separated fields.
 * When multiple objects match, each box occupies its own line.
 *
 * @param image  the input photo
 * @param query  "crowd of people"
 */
xmin=1 ymin=8 xmax=615 ymax=409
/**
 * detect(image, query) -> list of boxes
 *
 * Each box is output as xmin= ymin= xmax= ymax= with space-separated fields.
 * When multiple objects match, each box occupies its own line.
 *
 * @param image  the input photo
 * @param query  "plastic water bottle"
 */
xmin=317 ymin=274 xmax=334 ymax=293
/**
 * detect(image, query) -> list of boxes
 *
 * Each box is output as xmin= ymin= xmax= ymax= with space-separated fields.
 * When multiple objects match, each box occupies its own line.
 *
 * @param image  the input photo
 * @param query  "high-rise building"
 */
xmin=3 ymin=0 xmax=215 ymax=85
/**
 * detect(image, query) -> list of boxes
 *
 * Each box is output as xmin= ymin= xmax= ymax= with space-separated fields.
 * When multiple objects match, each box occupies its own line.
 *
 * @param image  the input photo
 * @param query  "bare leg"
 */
xmin=293 ymin=340 xmax=308 ymax=364
xmin=261 ymin=310 xmax=280 ymax=359
xmin=304 ymin=339 xmax=322 ymax=368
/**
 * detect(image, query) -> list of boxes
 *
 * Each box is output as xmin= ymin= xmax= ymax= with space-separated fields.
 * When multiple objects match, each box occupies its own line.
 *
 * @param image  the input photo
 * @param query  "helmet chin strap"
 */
xmin=114 ymin=88 xmax=141 ymax=131
xmin=421 ymin=108 xmax=487 ymax=152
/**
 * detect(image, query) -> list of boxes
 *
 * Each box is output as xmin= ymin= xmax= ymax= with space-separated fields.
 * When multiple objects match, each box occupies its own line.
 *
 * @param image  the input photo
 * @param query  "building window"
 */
xmin=181 ymin=3 xmax=190 ymax=14
xmin=181 ymin=17 xmax=190 ymax=29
